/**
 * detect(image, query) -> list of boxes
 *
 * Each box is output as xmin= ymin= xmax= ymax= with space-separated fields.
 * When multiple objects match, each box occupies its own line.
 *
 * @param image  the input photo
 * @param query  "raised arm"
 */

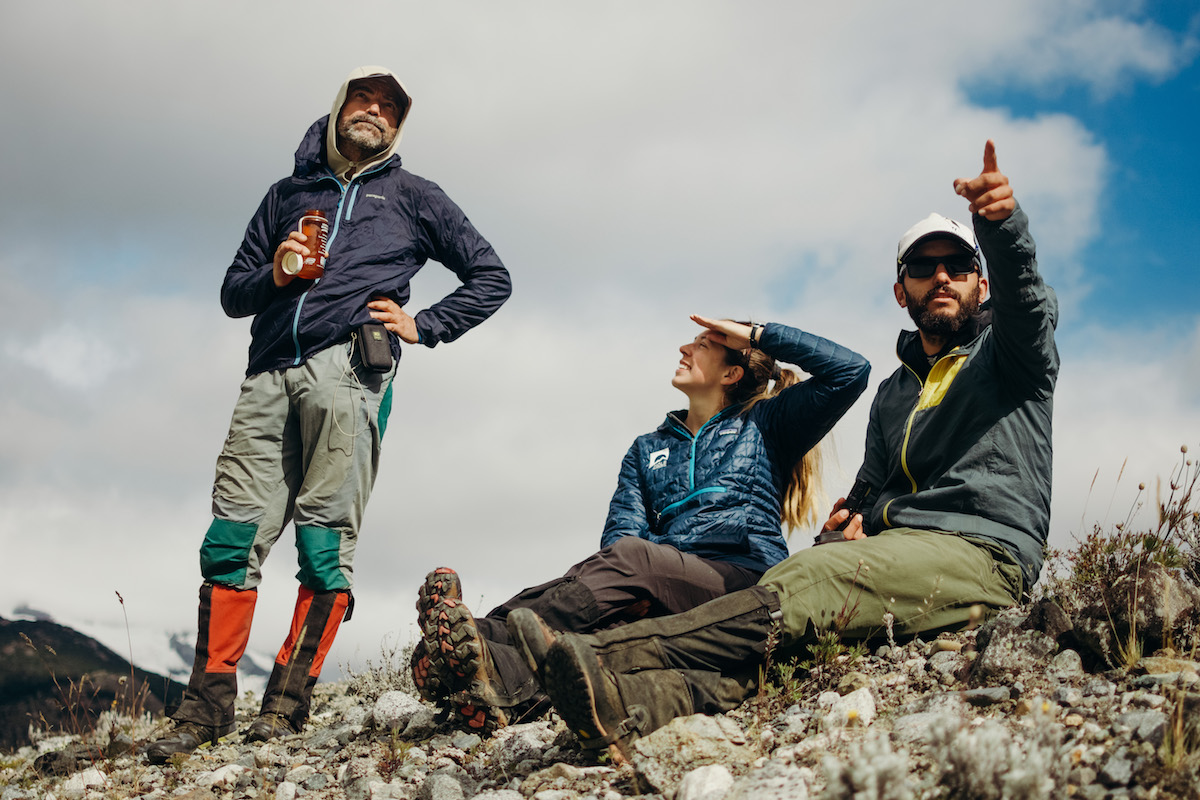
xmin=697 ymin=318 xmax=870 ymax=466
xmin=954 ymin=140 xmax=1059 ymax=397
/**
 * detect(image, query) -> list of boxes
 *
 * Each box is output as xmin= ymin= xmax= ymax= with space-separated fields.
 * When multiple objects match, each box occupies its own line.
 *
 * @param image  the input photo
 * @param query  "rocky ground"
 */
xmin=3 ymin=591 xmax=1200 ymax=800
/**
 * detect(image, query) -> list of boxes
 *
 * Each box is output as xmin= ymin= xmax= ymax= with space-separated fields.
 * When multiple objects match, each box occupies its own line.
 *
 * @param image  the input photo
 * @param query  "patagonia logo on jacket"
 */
xmin=648 ymin=448 xmax=670 ymax=470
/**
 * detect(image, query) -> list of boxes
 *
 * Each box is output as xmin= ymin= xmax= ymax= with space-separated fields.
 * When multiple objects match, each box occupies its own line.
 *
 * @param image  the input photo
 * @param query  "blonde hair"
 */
xmin=722 ymin=339 xmax=826 ymax=535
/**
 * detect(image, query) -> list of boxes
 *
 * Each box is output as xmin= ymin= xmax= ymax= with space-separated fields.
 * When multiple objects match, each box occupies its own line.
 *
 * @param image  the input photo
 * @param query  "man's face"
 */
xmin=336 ymin=80 xmax=403 ymax=156
xmin=893 ymin=239 xmax=988 ymax=338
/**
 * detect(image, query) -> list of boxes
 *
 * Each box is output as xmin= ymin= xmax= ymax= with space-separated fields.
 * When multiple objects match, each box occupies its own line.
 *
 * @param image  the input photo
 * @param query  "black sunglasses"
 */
xmin=900 ymin=254 xmax=979 ymax=280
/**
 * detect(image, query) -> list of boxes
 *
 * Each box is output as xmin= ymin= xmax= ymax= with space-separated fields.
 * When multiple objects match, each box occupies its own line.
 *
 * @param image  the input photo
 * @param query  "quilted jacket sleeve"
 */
xmin=599 ymin=441 xmax=653 ymax=548
xmin=751 ymin=323 xmax=871 ymax=471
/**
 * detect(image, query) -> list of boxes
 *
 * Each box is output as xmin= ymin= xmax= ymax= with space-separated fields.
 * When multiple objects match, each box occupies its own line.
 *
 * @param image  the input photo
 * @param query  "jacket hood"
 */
xmin=323 ymin=65 xmax=412 ymax=181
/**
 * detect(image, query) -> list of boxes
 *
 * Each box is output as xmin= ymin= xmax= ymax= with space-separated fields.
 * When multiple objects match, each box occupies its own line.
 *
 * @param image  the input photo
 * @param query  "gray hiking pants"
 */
xmin=199 ymin=341 xmax=395 ymax=592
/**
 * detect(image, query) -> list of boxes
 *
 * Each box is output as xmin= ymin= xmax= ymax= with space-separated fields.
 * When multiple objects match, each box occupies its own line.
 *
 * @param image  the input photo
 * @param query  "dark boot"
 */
xmin=147 ymin=583 xmax=255 ymax=762
xmin=506 ymin=607 xmax=559 ymax=682
xmin=541 ymin=586 xmax=780 ymax=759
xmin=248 ymin=587 xmax=350 ymax=740
xmin=542 ymin=633 xmax=692 ymax=763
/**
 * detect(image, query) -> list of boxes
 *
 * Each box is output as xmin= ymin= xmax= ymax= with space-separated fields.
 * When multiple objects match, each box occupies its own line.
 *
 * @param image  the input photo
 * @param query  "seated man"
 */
xmin=523 ymin=139 xmax=1059 ymax=761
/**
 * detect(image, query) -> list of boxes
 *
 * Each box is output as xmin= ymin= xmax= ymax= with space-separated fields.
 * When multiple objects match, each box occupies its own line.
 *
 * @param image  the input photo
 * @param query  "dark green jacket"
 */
xmin=856 ymin=203 xmax=1058 ymax=592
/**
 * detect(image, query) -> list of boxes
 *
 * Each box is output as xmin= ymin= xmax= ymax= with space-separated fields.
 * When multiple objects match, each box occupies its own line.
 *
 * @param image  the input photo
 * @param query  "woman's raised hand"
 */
xmin=690 ymin=314 xmax=754 ymax=350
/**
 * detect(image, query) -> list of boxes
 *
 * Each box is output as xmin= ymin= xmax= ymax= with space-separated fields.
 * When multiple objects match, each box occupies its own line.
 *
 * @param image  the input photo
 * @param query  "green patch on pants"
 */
xmin=296 ymin=525 xmax=350 ymax=591
xmin=378 ymin=382 xmax=394 ymax=440
xmin=200 ymin=518 xmax=258 ymax=586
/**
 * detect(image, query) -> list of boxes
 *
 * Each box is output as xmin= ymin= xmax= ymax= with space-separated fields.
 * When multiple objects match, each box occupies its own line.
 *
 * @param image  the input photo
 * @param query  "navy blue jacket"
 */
xmin=601 ymin=324 xmax=870 ymax=573
xmin=222 ymin=116 xmax=512 ymax=376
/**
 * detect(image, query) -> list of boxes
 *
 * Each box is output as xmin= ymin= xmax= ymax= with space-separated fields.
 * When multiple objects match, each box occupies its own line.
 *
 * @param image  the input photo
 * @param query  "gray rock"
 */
xmin=1052 ymin=686 xmax=1083 ymax=706
xmin=451 ymin=732 xmax=482 ymax=752
xmin=1131 ymin=672 xmax=1198 ymax=688
xmin=373 ymin=691 xmax=425 ymax=732
xmin=472 ymin=792 xmax=524 ymax=800
xmin=676 ymin=764 xmax=735 ymax=800
xmin=274 ymin=782 xmax=298 ymax=800
xmin=929 ymin=651 xmax=965 ymax=680
xmin=824 ymin=687 xmax=876 ymax=728
xmin=1082 ymin=678 xmax=1116 ymax=697
xmin=1099 ymin=749 xmax=1135 ymax=787
xmin=727 ymin=760 xmax=812 ymax=800
xmin=418 ymin=771 xmax=467 ymax=800
xmin=631 ymin=715 xmax=756 ymax=796
xmin=1049 ymin=648 xmax=1084 ymax=679
xmin=972 ymin=607 xmax=1057 ymax=683
xmin=1116 ymin=710 xmax=1168 ymax=746
xmin=488 ymin=722 xmax=559 ymax=771
xmin=890 ymin=712 xmax=949 ymax=744
xmin=57 ymin=767 xmax=106 ymax=798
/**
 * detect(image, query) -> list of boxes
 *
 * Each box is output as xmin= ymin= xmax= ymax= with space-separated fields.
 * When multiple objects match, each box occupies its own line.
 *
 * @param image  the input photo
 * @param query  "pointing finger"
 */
xmin=982 ymin=139 xmax=999 ymax=175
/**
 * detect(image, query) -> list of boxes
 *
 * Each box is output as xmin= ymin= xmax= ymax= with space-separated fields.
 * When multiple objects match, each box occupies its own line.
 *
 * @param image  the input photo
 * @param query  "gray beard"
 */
xmin=337 ymin=114 xmax=396 ymax=157
xmin=906 ymin=283 xmax=983 ymax=338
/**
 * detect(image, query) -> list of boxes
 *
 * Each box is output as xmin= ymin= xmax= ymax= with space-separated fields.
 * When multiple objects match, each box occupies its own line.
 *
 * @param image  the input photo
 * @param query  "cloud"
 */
xmin=2 ymin=2 xmax=1198 ymax=676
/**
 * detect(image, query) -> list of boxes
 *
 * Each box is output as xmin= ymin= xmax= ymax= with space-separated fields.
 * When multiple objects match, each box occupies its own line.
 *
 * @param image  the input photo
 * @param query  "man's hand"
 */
xmin=368 ymin=296 xmax=420 ymax=343
xmin=820 ymin=496 xmax=866 ymax=541
xmin=691 ymin=314 xmax=753 ymax=350
xmin=272 ymin=230 xmax=310 ymax=288
xmin=953 ymin=139 xmax=1015 ymax=222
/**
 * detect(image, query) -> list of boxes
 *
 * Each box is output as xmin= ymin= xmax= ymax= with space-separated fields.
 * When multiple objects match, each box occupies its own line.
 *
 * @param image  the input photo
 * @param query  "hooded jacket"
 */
xmin=221 ymin=67 xmax=511 ymax=376
xmin=856 ymin=203 xmax=1058 ymax=592
xmin=601 ymin=324 xmax=870 ymax=573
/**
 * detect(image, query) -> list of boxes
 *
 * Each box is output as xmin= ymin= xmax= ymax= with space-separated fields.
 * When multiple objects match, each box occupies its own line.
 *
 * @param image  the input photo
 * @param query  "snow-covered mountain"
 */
xmin=6 ymin=602 xmax=273 ymax=696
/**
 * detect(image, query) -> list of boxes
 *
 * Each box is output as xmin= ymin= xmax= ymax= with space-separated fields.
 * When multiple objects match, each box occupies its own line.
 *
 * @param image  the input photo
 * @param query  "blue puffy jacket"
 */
xmin=601 ymin=324 xmax=870 ymax=572
xmin=221 ymin=116 xmax=512 ymax=377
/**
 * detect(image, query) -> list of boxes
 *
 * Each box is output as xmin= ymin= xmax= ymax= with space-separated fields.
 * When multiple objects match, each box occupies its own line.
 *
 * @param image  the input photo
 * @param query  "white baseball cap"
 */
xmin=896 ymin=213 xmax=980 ymax=276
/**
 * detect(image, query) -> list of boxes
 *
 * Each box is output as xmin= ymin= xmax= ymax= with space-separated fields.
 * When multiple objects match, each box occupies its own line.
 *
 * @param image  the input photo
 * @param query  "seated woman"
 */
xmin=412 ymin=315 xmax=869 ymax=729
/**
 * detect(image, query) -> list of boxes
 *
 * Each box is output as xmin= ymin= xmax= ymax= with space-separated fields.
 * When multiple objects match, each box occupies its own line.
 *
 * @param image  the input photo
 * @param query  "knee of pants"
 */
xmin=200 ymin=518 xmax=259 ymax=589
xmin=295 ymin=525 xmax=352 ymax=591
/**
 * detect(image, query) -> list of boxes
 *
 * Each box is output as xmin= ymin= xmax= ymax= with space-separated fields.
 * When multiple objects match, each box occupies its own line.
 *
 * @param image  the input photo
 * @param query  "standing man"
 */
xmin=528 ymin=140 xmax=1058 ymax=762
xmin=147 ymin=66 xmax=511 ymax=762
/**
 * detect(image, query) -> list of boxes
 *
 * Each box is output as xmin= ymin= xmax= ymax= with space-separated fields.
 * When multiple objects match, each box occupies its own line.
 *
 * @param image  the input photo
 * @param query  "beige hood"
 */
xmin=325 ymin=65 xmax=412 ymax=182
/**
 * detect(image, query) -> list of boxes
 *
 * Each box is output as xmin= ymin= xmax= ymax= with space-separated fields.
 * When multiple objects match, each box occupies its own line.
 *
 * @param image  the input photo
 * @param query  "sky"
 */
xmin=2 ymin=1 xmax=1198 ymax=683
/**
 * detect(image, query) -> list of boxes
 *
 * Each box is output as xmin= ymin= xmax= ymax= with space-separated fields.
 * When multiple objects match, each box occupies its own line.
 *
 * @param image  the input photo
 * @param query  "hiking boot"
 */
xmin=542 ymin=633 xmax=650 ymax=764
xmin=416 ymin=568 xmax=462 ymax=622
xmin=447 ymin=690 xmax=509 ymax=733
xmin=506 ymin=607 xmax=558 ymax=683
xmin=424 ymin=597 xmax=509 ymax=729
xmin=144 ymin=720 xmax=231 ymax=764
xmin=409 ymin=637 xmax=445 ymax=702
xmin=244 ymin=711 xmax=299 ymax=743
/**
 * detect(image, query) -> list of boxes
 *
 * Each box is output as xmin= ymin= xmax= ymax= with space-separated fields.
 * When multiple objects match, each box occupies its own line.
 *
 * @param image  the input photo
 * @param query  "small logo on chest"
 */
xmin=648 ymin=448 xmax=670 ymax=470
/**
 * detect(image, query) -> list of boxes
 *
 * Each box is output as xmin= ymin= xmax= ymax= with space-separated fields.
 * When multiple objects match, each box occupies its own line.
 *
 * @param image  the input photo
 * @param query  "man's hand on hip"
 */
xmin=367 ymin=297 xmax=420 ymax=343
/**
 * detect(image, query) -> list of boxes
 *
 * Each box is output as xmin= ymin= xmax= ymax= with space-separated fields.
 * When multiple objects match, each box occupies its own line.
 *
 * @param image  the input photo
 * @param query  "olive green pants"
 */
xmin=761 ymin=528 xmax=1023 ymax=656
xmin=575 ymin=529 xmax=1023 ymax=727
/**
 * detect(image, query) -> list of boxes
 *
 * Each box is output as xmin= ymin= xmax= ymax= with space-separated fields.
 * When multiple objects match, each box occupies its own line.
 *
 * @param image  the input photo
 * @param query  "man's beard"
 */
xmin=337 ymin=113 xmax=397 ymax=156
xmin=905 ymin=283 xmax=983 ymax=338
